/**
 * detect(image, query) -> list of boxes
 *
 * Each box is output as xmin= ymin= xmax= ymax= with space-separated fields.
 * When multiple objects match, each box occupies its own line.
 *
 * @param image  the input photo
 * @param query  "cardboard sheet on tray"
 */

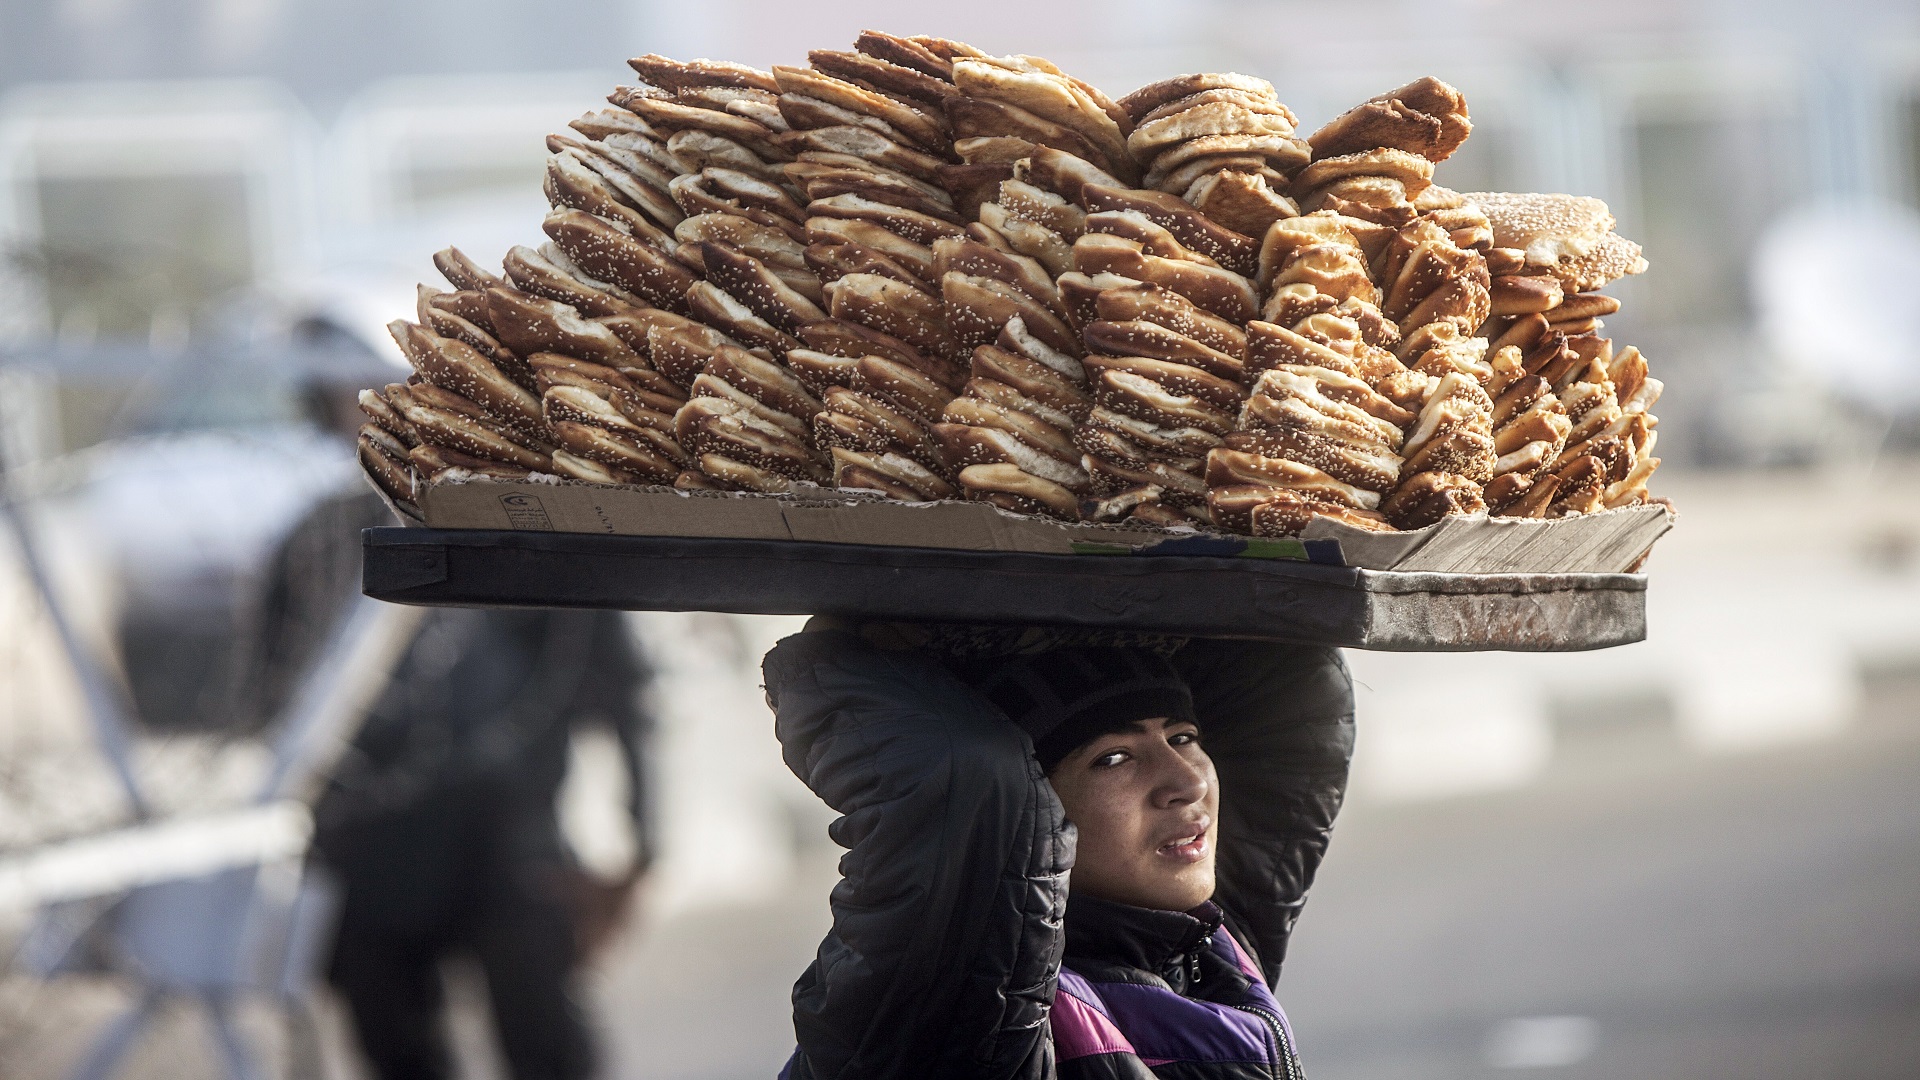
xmin=392 ymin=478 xmax=1674 ymax=575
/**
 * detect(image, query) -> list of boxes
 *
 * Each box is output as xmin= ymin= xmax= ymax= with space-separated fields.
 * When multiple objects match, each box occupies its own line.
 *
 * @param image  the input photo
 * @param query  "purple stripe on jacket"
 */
xmin=1054 ymin=927 xmax=1289 ymax=1068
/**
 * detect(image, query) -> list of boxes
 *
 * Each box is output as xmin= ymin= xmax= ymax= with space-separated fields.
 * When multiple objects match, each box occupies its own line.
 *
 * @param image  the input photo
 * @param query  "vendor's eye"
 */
xmin=1091 ymin=749 xmax=1130 ymax=768
xmin=1168 ymin=729 xmax=1200 ymax=746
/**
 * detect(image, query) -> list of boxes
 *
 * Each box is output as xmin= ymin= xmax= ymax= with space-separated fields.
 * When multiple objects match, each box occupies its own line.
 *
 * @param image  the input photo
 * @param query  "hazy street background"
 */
xmin=3 ymin=0 xmax=1920 ymax=1077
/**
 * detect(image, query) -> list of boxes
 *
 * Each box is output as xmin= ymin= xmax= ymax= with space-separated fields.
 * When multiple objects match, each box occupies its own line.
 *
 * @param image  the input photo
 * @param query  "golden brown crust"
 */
xmin=1307 ymin=76 xmax=1471 ymax=163
xmin=1118 ymin=73 xmax=1280 ymax=124
xmin=955 ymin=463 xmax=1081 ymax=520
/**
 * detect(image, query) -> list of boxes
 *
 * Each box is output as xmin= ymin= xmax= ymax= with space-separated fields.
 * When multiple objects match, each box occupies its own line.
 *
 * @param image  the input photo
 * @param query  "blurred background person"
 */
xmin=243 ymin=376 xmax=658 ymax=1080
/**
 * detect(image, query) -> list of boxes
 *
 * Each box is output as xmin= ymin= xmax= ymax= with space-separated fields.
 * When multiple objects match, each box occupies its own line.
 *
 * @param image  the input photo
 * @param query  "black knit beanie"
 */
xmin=950 ymin=647 xmax=1198 ymax=772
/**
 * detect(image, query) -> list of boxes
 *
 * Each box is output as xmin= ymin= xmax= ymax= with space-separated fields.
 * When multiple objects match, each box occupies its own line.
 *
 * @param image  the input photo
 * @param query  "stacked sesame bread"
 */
xmin=360 ymin=33 xmax=1658 ymax=540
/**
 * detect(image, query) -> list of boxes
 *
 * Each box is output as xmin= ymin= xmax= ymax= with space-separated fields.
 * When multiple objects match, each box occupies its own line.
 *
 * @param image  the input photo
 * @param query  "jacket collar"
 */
xmin=1063 ymin=893 xmax=1224 ymax=977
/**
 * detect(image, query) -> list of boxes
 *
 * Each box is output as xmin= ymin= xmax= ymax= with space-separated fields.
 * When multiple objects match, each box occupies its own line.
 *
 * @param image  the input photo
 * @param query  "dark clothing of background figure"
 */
xmin=249 ymin=490 xmax=655 ymax=1080
xmin=761 ymin=629 xmax=1353 ymax=1080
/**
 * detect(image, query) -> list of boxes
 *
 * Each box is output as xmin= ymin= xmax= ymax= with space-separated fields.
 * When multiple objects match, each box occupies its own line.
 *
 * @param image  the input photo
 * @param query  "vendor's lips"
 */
xmin=1157 ymin=818 xmax=1211 ymax=861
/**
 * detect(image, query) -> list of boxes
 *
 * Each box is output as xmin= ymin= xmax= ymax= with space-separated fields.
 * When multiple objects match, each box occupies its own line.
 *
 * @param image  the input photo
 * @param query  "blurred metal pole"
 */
xmin=0 ymin=486 xmax=153 ymax=820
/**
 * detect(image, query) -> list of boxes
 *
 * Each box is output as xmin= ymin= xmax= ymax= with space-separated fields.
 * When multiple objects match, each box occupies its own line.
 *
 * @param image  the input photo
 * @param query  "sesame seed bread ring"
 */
xmin=418 ymin=286 xmax=518 ymax=371
xmin=941 ymin=272 xmax=1082 ymax=358
xmin=502 ymin=244 xmax=642 ymax=320
xmin=1146 ymin=147 xmax=1305 ymax=194
xmin=932 ymin=237 xmax=1062 ymax=313
xmin=1076 ymin=427 xmax=1201 ymax=477
xmin=1248 ymin=490 xmax=1393 ymax=536
xmin=855 ymin=31 xmax=954 ymax=81
xmin=1086 ymin=210 xmax=1221 ymax=268
xmin=1222 ymin=429 xmax=1401 ymax=493
xmin=825 ymin=273 xmax=961 ymax=362
xmin=674 ymin=397 xmax=826 ymax=482
xmin=1017 ymin=146 xmax=1124 ymax=205
xmin=670 ymin=168 xmax=807 ymax=224
xmin=785 ymin=159 xmax=958 ymax=220
xmin=803 ymin=217 xmax=937 ymax=281
xmin=433 ymin=247 xmax=506 ymax=293
xmin=663 ymin=129 xmax=784 ymax=183
xmin=935 ymin=424 xmax=1088 ymax=490
xmin=390 ymin=393 xmax=553 ymax=473
xmin=1399 ymin=426 xmax=1495 ymax=484
xmin=954 ymin=462 xmax=1081 ymax=520
xmin=359 ymin=388 xmax=421 ymax=446
xmin=612 ymin=90 xmax=789 ymax=162
xmin=541 ymin=209 xmax=700 ymax=313
xmin=547 ymin=449 xmax=642 ymax=485
xmin=936 ymin=162 xmax=1014 ymax=222
xmin=1090 ymin=368 xmax=1236 ymax=435
xmin=1139 ymin=89 xmax=1295 ymax=129
xmin=569 ymin=108 xmax=663 ymax=143
xmin=1292 ymin=148 xmax=1434 ymax=200
xmin=854 ymin=355 xmax=954 ymax=423
xmin=628 ymin=55 xmax=778 ymax=94
xmin=775 ymin=126 xmax=947 ymax=183
xmin=1203 ymin=448 xmax=1381 ymax=510
xmin=807 ymin=50 xmax=955 ymax=110
xmin=547 ymin=419 xmax=681 ymax=482
xmin=1549 ymin=232 xmax=1648 ymax=293
xmin=705 ymin=344 xmax=825 ymax=422
xmin=954 ymin=136 xmax=1039 ymax=165
xmin=693 ymin=242 xmax=827 ymax=331
xmin=947 ymin=97 xmax=1125 ymax=180
xmin=1081 ymin=453 xmax=1208 ymax=506
xmin=1118 ymin=73 xmax=1279 ymax=125
xmin=831 ymin=448 xmax=956 ymax=501
xmin=408 ymin=443 xmax=538 ymax=484
xmin=969 ymin=344 xmax=1092 ymax=421
xmin=543 ymin=154 xmax=678 ymax=248
xmin=676 ymin=212 xmax=807 ymax=270
xmin=1092 ymin=282 xmax=1246 ymax=359
xmin=389 ymin=320 xmax=546 ymax=436
xmin=941 ymin=396 xmax=1079 ymax=461
xmin=684 ymin=281 xmax=802 ymax=357
xmin=529 ymin=354 xmax=682 ymax=430
xmin=546 ymin=136 xmax=683 ymax=224
xmin=1129 ymin=101 xmax=1301 ymax=161
xmin=1081 ymin=184 xmax=1258 ymax=275
xmin=1082 ymin=319 xmax=1243 ymax=383
xmin=1488 ymin=273 xmax=1564 ymax=317
xmin=950 ymin=60 xmax=1130 ymax=175
xmin=773 ymin=65 xmax=948 ymax=151
xmin=687 ymin=374 xmax=813 ymax=443
xmin=1083 ymin=406 xmax=1222 ymax=459
xmin=795 ymin=319 xmax=964 ymax=390
xmin=804 ymin=237 xmax=933 ymax=294
xmin=358 ymin=427 xmax=415 ymax=502
xmin=1071 ymin=233 xmax=1257 ymax=323
xmin=1083 ymin=353 xmax=1244 ymax=411
xmin=1308 ymin=77 xmax=1471 ymax=163
xmin=976 ymin=204 xmax=1074 ymax=277
xmin=483 ymin=286 xmax=645 ymax=369
xmin=806 ymin=192 xmax=966 ymax=246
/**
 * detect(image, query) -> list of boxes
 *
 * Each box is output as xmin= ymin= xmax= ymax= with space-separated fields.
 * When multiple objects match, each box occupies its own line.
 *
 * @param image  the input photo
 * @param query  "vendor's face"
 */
xmin=1047 ymin=717 xmax=1218 ymax=911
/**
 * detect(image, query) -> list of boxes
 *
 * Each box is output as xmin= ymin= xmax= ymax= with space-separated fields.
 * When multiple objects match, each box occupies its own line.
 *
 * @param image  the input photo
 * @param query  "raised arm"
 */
xmin=763 ymin=628 xmax=1069 ymax=1080
xmin=1172 ymin=641 xmax=1355 ymax=987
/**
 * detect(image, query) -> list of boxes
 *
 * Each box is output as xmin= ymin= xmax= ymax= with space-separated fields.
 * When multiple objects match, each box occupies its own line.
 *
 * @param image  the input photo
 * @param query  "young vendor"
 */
xmin=763 ymin=624 xmax=1354 ymax=1079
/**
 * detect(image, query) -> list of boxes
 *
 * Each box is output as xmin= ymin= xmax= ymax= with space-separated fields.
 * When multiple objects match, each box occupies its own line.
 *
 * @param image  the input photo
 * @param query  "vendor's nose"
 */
xmin=1151 ymin=746 xmax=1210 ymax=808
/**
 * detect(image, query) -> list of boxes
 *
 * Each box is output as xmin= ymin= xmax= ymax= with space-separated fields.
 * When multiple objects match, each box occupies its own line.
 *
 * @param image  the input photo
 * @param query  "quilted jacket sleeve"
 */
xmin=763 ymin=628 xmax=1072 ymax=1080
xmin=1173 ymin=641 xmax=1355 ymax=988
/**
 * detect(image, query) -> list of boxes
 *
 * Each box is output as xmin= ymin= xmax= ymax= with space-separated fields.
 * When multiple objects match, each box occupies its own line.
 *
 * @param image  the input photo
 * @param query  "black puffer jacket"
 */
xmin=762 ymin=629 xmax=1354 ymax=1080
